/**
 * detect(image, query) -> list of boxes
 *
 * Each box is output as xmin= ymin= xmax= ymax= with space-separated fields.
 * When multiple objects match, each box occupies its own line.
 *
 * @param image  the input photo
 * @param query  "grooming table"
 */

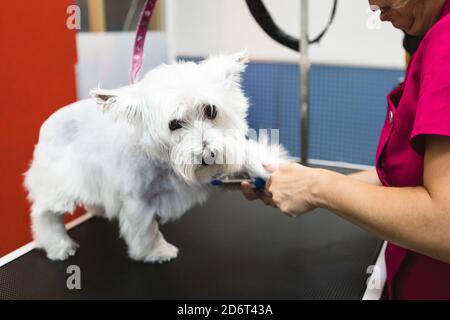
xmin=0 ymin=167 xmax=382 ymax=300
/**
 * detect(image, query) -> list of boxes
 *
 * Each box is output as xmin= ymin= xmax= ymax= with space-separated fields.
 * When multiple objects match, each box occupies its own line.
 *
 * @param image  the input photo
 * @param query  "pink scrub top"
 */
xmin=376 ymin=0 xmax=450 ymax=299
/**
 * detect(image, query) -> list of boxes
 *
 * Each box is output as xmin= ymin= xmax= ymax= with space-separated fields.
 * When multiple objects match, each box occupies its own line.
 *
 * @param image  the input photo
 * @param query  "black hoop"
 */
xmin=245 ymin=0 xmax=338 ymax=52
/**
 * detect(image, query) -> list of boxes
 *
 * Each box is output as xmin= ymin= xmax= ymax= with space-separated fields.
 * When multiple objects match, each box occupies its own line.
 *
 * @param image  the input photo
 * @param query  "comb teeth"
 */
xmin=210 ymin=173 xmax=266 ymax=190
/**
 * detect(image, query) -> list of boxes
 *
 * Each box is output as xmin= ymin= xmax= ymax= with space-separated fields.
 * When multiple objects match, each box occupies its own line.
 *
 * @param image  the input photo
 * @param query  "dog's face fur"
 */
xmin=91 ymin=51 xmax=250 ymax=184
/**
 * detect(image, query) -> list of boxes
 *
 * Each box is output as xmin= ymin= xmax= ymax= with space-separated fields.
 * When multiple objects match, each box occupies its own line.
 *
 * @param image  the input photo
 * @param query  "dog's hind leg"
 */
xmin=31 ymin=209 xmax=79 ymax=261
xmin=118 ymin=199 xmax=178 ymax=263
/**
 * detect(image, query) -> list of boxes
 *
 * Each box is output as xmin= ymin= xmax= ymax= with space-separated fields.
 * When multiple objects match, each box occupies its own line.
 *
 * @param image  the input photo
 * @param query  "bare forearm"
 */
xmin=348 ymin=169 xmax=381 ymax=185
xmin=315 ymin=170 xmax=450 ymax=263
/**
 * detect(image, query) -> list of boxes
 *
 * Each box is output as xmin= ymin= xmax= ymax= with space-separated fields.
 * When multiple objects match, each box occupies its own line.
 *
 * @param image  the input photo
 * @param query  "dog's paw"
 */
xmin=147 ymin=241 xmax=179 ymax=263
xmin=130 ymin=241 xmax=179 ymax=264
xmin=42 ymin=238 xmax=79 ymax=261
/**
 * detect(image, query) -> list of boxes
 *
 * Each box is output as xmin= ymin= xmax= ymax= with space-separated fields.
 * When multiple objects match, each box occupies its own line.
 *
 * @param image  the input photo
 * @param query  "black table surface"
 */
xmin=0 ymin=167 xmax=382 ymax=300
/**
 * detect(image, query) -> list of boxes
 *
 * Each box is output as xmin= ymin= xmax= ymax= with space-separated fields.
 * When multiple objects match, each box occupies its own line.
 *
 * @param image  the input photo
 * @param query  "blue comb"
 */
xmin=211 ymin=175 xmax=266 ymax=190
xmin=252 ymin=177 xmax=266 ymax=190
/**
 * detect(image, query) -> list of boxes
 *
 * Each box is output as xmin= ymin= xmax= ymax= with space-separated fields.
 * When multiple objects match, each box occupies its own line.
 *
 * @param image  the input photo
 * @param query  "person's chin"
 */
xmin=390 ymin=19 xmax=403 ymax=29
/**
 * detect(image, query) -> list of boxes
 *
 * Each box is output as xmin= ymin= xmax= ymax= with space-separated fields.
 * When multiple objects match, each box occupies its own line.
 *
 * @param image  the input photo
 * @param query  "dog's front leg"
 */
xmin=118 ymin=198 xmax=178 ymax=263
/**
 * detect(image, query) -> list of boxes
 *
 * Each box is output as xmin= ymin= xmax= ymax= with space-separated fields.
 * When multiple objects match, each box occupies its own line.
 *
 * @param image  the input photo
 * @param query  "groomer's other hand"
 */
xmin=264 ymin=163 xmax=325 ymax=217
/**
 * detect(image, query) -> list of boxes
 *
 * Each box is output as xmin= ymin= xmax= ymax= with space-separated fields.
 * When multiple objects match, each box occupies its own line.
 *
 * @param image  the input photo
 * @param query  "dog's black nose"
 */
xmin=201 ymin=149 xmax=217 ymax=166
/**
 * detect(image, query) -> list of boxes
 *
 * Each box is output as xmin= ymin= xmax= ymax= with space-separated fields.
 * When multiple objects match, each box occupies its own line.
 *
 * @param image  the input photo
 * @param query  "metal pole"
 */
xmin=300 ymin=0 xmax=310 ymax=165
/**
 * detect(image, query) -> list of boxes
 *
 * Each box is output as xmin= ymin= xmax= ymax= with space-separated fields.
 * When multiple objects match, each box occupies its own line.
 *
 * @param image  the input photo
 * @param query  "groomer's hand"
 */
xmin=241 ymin=163 xmax=325 ymax=217
xmin=241 ymin=180 xmax=277 ymax=207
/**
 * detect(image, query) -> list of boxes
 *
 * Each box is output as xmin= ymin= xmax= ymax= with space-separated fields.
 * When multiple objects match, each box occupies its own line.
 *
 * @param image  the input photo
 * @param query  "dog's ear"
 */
xmin=90 ymin=85 xmax=145 ymax=124
xmin=203 ymin=49 xmax=249 ymax=84
xmin=226 ymin=50 xmax=249 ymax=83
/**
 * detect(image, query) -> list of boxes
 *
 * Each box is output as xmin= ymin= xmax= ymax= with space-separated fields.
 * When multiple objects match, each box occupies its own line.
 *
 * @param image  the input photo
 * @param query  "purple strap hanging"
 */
xmin=130 ymin=0 xmax=158 ymax=84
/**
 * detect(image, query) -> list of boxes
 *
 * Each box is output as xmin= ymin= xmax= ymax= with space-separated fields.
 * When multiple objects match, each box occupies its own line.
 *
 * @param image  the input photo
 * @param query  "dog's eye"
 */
xmin=204 ymin=104 xmax=217 ymax=120
xmin=169 ymin=119 xmax=183 ymax=131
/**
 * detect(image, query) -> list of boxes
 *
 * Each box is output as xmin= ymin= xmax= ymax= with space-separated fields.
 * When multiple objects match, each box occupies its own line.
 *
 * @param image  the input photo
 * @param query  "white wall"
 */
xmin=76 ymin=32 xmax=168 ymax=100
xmin=167 ymin=0 xmax=404 ymax=69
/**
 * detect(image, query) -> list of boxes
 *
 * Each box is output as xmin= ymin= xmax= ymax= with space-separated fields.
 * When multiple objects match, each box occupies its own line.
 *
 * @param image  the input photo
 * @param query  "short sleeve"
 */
xmin=410 ymin=16 xmax=450 ymax=154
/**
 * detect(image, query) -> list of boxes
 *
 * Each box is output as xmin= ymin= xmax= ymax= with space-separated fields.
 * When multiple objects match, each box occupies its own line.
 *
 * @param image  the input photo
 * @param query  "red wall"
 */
xmin=0 ymin=1 xmax=78 ymax=256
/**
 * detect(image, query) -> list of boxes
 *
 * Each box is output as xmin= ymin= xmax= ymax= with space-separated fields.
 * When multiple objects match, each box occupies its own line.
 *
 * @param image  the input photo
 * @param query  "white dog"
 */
xmin=24 ymin=51 xmax=289 ymax=263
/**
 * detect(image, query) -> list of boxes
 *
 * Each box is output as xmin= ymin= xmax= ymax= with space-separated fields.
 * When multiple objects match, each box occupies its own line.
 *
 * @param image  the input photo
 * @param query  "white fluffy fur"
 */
xmin=24 ymin=51 xmax=290 ymax=263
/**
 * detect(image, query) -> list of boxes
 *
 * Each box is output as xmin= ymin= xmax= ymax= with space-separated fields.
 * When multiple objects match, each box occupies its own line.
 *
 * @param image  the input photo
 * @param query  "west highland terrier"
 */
xmin=24 ymin=51 xmax=289 ymax=263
